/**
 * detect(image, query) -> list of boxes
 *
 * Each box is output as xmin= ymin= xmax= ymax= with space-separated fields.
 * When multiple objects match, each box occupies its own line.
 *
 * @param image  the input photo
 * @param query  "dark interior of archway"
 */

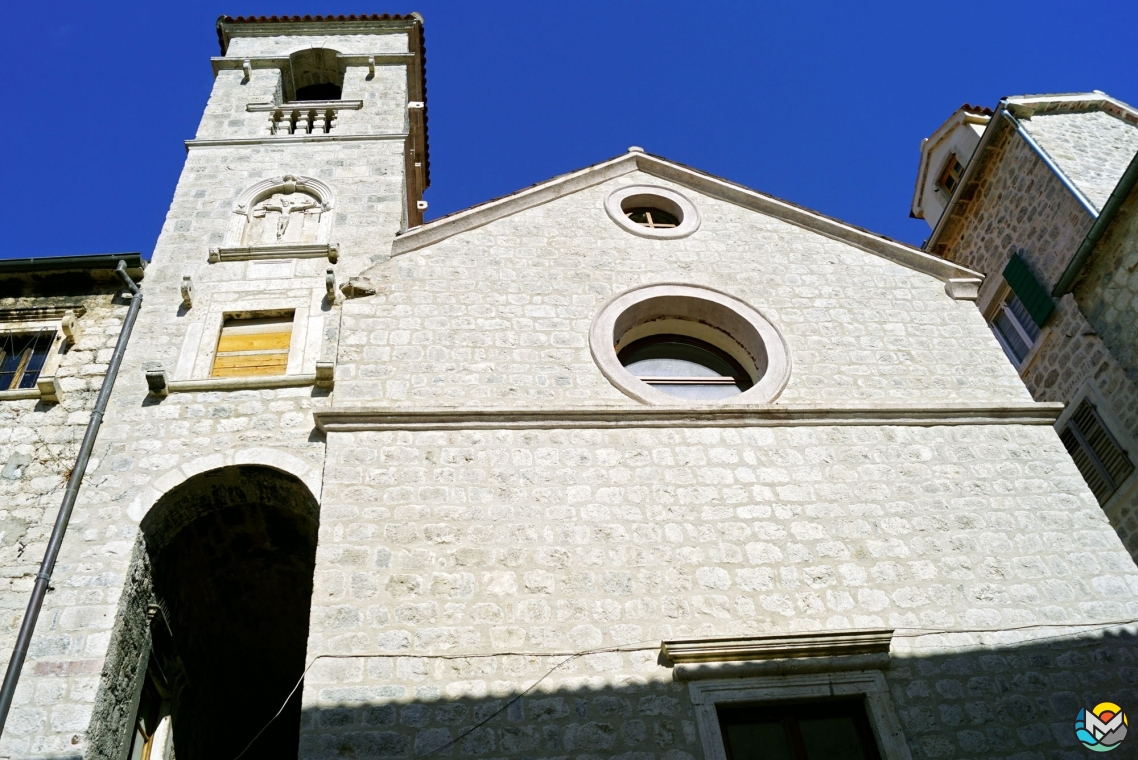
xmin=295 ymin=82 xmax=342 ymax=101
xmin=145 ymin=466 xmax=318 ymax=760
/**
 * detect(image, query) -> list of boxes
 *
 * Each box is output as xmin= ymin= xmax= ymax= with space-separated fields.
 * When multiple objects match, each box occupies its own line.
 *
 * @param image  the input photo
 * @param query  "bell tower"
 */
xmin=207 ymin=14 xmax=429 ymax=231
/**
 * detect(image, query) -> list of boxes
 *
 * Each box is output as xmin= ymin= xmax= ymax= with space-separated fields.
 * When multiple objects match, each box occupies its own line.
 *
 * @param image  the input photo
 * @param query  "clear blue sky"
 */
xmin=3 ymin=1 xmax=1137 ymax=259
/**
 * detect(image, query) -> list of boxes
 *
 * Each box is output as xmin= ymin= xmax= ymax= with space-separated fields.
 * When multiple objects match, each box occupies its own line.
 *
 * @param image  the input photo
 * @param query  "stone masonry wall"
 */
xmin=338 ymin=171 xmax=1033 ymax=407
xmin=1 ymin=25 xmax=416 ymax=757
xmin=301 ymin=421 xmax=1138 ymax=760
xmin=932 ymin=117 xmax=1138 ymax=565
xmin=1077 ymin=182 xmax=1138 ymax=386
xmin=0 ymin=282 xmax=131 ymax=697
xmin=296 ymin=170 xmax=1138 ymax=759
xmin=930 ymin=123 xmax=1093 ymax=299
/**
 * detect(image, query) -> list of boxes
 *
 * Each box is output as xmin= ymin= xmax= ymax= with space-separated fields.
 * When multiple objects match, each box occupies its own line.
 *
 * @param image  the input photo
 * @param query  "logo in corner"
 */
xmin=1076 ymin=702 xmax=1128 ymax=752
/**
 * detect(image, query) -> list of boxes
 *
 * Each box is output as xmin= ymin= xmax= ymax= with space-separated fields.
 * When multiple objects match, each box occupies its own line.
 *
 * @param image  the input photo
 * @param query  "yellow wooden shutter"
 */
xmin=211 ymin=315 xmax=293 ymax=378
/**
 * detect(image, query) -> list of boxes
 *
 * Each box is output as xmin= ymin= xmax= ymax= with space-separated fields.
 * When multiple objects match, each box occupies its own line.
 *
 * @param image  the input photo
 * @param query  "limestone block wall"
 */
xmin=338 ymin=171 xmax=1033 ymax=407
xmin=1077 ymin=183 xmax=1138 ymax=385
xmin=929 ymin=124 xmax=1093 ymax=302
xmin=1019 ymin=110 xmax=1138 ymax=212
xmin=1 ymin=29 xmax=415 ymax=754
xmin=0 ymin=284 xmax=130 ymax=696
xmin=298 ymin=422 xmax=1138 ymax=759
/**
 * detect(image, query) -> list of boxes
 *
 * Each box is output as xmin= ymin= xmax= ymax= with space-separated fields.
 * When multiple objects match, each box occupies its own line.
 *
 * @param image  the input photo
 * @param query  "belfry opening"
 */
xmin=139 ymin=465 xmax=319 ymax=760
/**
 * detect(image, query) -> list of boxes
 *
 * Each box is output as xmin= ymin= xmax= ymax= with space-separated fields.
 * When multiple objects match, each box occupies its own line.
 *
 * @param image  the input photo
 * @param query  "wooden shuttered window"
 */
xmin=1059 ymin=399 xmax=1135 ymax=504
xmin=1002 ymin=253 xmax=1055 ymax=328
xmin=211 ymin=314 xmax=293 ymax=378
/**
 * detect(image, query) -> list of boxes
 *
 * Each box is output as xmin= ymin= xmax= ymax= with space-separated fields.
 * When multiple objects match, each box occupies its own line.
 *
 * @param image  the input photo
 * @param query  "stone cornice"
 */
xmin=313 ymin=402 xmax=1064 ymax=433
xmin=662 ymin=629 xmax=894 ymax=664
xmin=185 ymin=133 xmax=409 ymax=150
xmin=389 ymin=151 xmax=982 ymax=288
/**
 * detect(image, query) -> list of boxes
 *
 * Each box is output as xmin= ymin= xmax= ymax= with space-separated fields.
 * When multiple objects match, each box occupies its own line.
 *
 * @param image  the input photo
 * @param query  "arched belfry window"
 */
xmin=289 ymin=48 xmax=343 ymax=101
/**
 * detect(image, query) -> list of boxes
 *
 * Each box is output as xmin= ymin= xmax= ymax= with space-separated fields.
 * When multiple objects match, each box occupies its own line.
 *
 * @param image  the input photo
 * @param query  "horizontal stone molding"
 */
xmin=0 ymin=376 xmax=62 ymax=403
xmin=246 ymin=100 xmax=361 ymax=112
xmin=0 ymin=306 xmax=86 ymax=323
xmin=663 ymin=629 xmax=894 ymax=664
xmin=210 ymin=52 xmax=416 ymax=76
xmin=146 ymin=364 xmax=332 ymax=395
xmin=185 ymin=133 xmax=409 ymax=149
xmin=674 ymin=653 xmax=892 ymax=681
xmin=313 ymin=401 xmax=1065 ymax=432
xmin=208 ymin=243 xmax=338 ymax=263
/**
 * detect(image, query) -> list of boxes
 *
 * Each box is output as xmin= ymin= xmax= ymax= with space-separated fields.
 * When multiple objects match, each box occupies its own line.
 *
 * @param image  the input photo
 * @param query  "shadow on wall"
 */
xmin=259 ymin=628 xmax=1138 ymax=759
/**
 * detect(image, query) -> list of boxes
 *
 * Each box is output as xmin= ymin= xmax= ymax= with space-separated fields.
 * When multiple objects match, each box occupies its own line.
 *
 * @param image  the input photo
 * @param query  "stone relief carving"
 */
xmin=245 ymin=189 xmax=326 ymax=245
xmin=222 ymin=174 xmax=336 ymax=251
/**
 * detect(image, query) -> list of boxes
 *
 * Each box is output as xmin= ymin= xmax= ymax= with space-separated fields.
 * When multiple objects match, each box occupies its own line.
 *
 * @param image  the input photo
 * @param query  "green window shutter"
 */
xmin=1002 ymin=253 xmax=1055 ymax=327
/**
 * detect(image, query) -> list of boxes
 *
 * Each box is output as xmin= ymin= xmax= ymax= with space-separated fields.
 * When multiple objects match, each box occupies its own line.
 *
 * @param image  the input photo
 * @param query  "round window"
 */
xmin=605 ymin=186 xmax=700 ymax=239
xmin=590 ymin=284 xmax=790 ymax=405
xmin=618 ymin=334 xmax=753 ymax=400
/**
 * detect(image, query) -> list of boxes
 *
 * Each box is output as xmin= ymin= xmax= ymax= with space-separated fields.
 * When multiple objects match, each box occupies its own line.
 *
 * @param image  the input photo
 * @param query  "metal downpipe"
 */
xmin=0 ymin=261 xmax=143 ymax=735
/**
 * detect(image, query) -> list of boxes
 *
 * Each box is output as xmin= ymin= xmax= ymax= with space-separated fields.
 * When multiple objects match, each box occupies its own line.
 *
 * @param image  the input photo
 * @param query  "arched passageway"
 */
xmin=141 ymin=465 xmax=319 ymax=760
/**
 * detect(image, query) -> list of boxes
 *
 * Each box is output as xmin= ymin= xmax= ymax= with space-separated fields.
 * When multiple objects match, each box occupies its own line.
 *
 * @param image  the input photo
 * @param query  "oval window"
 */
xmin=618 ymin=334 xmax=753 ymax=400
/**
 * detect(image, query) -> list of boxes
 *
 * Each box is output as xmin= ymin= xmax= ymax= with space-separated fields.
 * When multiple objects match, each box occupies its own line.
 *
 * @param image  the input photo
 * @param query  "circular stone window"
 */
xmin=590 ymin=283 xmax=790 ymax=405
xmin=605 ymin=185 xmax=700 ymax=239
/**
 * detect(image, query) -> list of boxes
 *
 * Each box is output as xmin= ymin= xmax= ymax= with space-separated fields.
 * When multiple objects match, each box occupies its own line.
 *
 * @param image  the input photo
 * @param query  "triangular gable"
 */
xmin=392 ymin=150 xmax=981 ymax=285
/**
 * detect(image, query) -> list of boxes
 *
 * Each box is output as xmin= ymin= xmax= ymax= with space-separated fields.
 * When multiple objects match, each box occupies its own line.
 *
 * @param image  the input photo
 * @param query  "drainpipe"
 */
xmin=999 ymin=109 xmax=1099 ymax=219
xmin=0 ymin=261 xmax=143 ymax=735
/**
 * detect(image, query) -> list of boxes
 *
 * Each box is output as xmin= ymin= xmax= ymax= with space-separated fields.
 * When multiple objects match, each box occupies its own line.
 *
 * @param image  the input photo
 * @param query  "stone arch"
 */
xmin=225 ymin=174 xmax=335 ymax=247
xmin=137 ymin=464 xmax=320 ymax=760
xmin=288 ymin=47 xmax=344 ymax=101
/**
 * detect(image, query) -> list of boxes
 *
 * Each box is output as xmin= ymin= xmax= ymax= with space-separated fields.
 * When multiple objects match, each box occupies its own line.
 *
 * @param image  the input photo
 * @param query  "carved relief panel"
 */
xmin=216 ymin=175 xmax=336 ymax=259
xmin=244 ymin=189 xmax=325 ymax=245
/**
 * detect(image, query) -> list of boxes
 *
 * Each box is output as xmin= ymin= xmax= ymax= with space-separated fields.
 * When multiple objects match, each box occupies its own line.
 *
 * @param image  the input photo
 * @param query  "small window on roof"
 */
xmin=0 ymin=332 xmax=54 ymax=391
xmin=211 ymin=314 xmax=293 ymax=378
xmin=936 ymin=154 xmax=965 ymax=198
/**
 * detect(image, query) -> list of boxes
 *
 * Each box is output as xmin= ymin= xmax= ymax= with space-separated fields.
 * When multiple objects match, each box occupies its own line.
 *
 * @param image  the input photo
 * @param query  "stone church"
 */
xmin=3 ymin=13 xmax=1138 ymax=760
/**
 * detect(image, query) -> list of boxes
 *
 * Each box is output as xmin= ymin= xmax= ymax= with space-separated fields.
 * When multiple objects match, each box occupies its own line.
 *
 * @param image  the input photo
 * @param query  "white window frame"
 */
xmin=982 ymin=282 xmax=1046 ymax=373
xmin=689 ymin=672 xmax=912 ymax=760
xmin=0 ymin=308 xmax=81 ymax=401
xmin=1056 ymin=380 xmax=1138 ymax=518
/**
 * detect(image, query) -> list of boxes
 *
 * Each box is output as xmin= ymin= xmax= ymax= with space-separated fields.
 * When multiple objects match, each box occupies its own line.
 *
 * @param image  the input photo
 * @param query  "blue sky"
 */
xmin=3 ymin=1 xmax=1137 ymax=259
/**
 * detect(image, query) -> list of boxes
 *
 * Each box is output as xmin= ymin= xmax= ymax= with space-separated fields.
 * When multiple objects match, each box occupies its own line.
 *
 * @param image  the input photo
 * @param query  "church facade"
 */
xmin=3 ymin=15 xmax=1138 ymax=760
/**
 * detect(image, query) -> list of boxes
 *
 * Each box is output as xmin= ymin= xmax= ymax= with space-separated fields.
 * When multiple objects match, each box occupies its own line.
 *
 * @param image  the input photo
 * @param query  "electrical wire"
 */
xmin=232 ymin=616 xmax=1138 ymax=760
xmin=231 ymin=642 xmax=661 ymax=760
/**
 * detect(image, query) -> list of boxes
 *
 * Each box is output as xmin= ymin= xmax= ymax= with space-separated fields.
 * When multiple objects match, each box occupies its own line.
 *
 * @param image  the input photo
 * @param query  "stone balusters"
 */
xmin=269 ymin=107 xmax=339 ymax=136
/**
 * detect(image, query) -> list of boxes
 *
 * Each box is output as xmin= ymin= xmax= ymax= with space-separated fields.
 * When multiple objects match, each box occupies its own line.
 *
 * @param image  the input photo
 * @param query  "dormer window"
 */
xmin=936 ymin=154 xmax=965 ymax=198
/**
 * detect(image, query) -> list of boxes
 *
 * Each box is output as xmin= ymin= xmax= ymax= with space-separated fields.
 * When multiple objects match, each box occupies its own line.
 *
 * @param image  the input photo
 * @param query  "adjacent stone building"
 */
xmin=0 ymin=253 xmax=145 ymax=675
xmin=4 ymin=17 xmax=1138 ymax=760
xmin=914 ymin=93 xmax=1138 ymax=564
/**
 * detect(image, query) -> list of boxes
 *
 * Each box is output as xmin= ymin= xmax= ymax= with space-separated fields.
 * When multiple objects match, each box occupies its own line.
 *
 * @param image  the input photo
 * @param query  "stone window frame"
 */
xmin=158 ymin=294 xmax=328 ymax=394
xmin=604 ymin=184 xmax=701 ymax=239
xmin=589 ymin=283 xmax=791 ymax=406
xmin=688 ymin=672 xmax=912 ymax=760
xmin=980 ymin=280 xmax=1048 ymax=375
xmin=0 ymin=308 xmax=82 ymax=402
xmin=1056 ymin=379 xmax=1138 ymax=516
xmin=934 ymin=152 xmax=965 ymax=200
